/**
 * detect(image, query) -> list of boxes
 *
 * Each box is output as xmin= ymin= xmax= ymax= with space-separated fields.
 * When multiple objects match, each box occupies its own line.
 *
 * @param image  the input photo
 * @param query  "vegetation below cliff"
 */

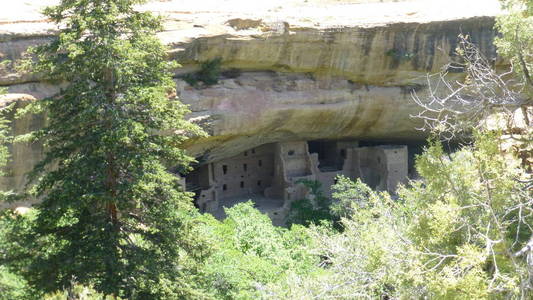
xmin=0 ymin=0 xmax=531 ymax=299
xmin=1 ymin=131 xmax=531 ymax=299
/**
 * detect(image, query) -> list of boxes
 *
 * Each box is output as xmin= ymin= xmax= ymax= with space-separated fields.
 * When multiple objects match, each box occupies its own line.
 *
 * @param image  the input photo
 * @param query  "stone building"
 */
xmin=185 ymin=140 xmax=408 ymax=224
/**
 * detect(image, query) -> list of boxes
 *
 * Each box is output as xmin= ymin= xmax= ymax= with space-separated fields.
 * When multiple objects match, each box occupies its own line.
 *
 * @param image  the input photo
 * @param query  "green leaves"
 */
xmin=495 ymin=0 xmax=533 ymax=97
xmin=286 ymin=180 xmax=338 ymax=227
xmin=1 ymin=0 xmax=211 ymax=298
xmin=198 ymin=202 xmax=317 ymax=299
xmin=0 ymin=61 xmax=13 ymax=201
xmin=268 ymin=132 xmax=532 ymax=299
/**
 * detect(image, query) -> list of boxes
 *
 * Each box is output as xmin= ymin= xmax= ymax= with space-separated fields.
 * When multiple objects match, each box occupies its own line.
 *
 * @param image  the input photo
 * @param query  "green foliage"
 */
xmin=398 ymin=132 xmax=532 ymax=298
xmin=495 ymin=0 xmax=533 ymax=98
xmin=43 ymin=284 xmax=118 ymax=300
xmin=183 ymin=58 xmax=222 ymax=87
xmin=385 ymin=48 xmax=415 ymax=63
xmin=198 ymin=202 xmax=318 ymax=300
xmin=285 ymin=180 xmax=337 ymax=227
xmin=0 ymin=118 xmax=10 ymax=186
xmin=269 ymin=132 xmax=533 ymax=299
xmin=0 ymin=59 xmax=21 ymax=299
xmin=267 ymin=183 xmax=403 ymax=299
xmin=0 ymin=267 xmax=31 ymax=300
xmin=0 ymin=59 xmax=11 ymax=180
xmin=0 ymin=59 xmax=10 ymax=82
xmin=329 ymin=176 xmax=373 ymax=218
xmin=1 ymin=209 xmax=111 ymax=300
xmin=0 ymin=0 xmax=212 ymax=298
xmin=0 ymin=212 xmax=35 ymax=300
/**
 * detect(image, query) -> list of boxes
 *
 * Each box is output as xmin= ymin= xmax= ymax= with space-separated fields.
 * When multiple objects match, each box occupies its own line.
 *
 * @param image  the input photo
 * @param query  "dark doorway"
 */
xmin=307 ymin=140 xmax=344 ymax=171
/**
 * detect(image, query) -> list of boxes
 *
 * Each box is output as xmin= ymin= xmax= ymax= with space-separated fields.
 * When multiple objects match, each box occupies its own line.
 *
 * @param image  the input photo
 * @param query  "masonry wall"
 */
xmin=189 ymin=140 xmax=409 ymax=220
xmin=354 ymin=147 xmax=388 ymax=190
xmin=278 ymin=141 xmax=312 ymax=178
xmin=352 ymin=145 xmax=408 ymax=192
xmin=381 ymin=146 xmax=408 ymax=192
xmin=210 ymin=143 xmax=276 ymax=200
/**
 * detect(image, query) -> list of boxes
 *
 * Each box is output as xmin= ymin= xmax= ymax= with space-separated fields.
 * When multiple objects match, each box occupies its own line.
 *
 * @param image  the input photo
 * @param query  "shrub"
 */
xmin=267 ymin=132 xmax=533 ymax=299
xmin=183 ymin=58 xmax=223 ymax=87
xmin=285 ymin=180 xmax=338 ymax=228
xmin=198 ymin=202 xmax=318 ymax=299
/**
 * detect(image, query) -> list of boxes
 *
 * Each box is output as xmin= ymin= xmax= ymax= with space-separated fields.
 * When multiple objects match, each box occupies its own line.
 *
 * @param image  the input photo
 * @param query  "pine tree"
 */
xmin=2 ymin=0 xmax=211 ymax=298
xmin=0 ymin=59 xmax=11 ymax=181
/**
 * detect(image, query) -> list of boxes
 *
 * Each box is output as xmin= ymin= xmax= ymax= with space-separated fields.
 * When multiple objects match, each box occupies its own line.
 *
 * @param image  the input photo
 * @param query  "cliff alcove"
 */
xmin=0 ymin=0 xmax=503 ymax=215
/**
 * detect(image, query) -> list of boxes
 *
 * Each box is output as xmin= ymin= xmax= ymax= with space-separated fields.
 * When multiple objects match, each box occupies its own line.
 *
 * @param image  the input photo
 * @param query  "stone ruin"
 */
xmin=185 ymin=140 xmax=408 ymax=225
xmin=0 ymin=1 xmax=501 ymax=216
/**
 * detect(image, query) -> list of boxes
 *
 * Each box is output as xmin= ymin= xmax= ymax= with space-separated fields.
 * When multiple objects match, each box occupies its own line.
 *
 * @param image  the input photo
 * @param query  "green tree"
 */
xmin=495 ymin=0 xmax=533 ymax=99
xmin=285 ymin=180 xmax=337 ymax=227
xmin=198 ymin=202 xmax=317 ymax=300
xmin=0 ymin=59 xmax=33 ymax=300
xmin=495 ymin=0 xmax=533 ymax=131
xmin=269 ymin=133 xmax=532 ymax=299
xmin=1 ymin=0 xmax=211 ymax=298
xmin=0 ymin=58 xmax=12 ymax=194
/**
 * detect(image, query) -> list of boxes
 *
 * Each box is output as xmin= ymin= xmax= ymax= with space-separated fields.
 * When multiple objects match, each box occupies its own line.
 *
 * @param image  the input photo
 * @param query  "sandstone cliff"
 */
xmin=0 ymin=0 xmax=503 ymax=194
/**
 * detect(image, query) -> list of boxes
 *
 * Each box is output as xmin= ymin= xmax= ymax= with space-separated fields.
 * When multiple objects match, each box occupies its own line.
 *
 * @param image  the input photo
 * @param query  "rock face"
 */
xmin=0 ymin=0 xmax=502 ymax=199
xmin=178 ymin=73 xmax=424 ymax=162
xmin=174 ymin=17 xmax=498 ymax=86
xmin=0 ymin=94 xmax=45 ymax=206
xmin=175 ymin=15 xmax=499 ymax=162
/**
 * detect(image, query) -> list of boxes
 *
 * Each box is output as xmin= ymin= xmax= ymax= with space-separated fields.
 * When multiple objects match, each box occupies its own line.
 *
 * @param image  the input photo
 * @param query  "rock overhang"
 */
xmin=0 ymin=0 xmax=507 ymax=193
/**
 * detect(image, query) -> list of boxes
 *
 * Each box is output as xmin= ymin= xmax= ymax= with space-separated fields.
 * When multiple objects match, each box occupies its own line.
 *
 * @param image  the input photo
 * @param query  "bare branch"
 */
xmin=411 ymin=35 xmax=529 ymax=140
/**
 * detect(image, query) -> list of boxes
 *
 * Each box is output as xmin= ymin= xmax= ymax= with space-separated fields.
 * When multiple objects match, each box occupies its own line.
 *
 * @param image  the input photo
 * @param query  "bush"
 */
xmin=198 ymin=202 xmax=318 ymax=299
xmin=0 ymin=211 xmax=35 ymax=300
xmin=0 ymin=266 xmax=32 ymax=300
xmin=267 ymin=132 xmax=533 ymax=299
xmin=183 ymin=58 xmax=223 ymax=87
xmin=285 ymin=180 xmax=337 ymax=227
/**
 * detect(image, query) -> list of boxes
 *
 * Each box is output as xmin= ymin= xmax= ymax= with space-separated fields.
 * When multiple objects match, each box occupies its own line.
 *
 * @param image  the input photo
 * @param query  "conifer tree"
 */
xmin=2 ymin=0 xmax=211 ymax=298
xmin=0 ymin=59 xmax=11 ymax=181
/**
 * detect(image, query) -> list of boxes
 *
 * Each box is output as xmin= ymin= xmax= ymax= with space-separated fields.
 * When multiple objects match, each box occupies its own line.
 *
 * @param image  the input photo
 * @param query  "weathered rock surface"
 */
xmin=0 ymin=94 xmax=44 ymax=203
xmin=178 ymin=73 xmax=424 ymax=162
xmin=0 ymin=0 xmax=503 ymax=194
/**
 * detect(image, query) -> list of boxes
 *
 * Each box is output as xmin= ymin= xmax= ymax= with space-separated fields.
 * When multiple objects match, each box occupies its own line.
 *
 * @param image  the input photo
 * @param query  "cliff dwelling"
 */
xmin=185 ymin=140 xmax=409 ymax=224
xmin=0 ymin=0 xmax=501 ymax=220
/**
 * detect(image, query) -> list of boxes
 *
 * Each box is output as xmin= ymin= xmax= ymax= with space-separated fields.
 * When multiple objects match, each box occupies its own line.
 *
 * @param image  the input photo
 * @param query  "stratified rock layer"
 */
xmin=0 ymin=0 xmax=503 ymax=195
xmin=178 ymin=73 xmax=424 ymax=162
xmin=174 ymin=17 xmax=497 ymax=86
